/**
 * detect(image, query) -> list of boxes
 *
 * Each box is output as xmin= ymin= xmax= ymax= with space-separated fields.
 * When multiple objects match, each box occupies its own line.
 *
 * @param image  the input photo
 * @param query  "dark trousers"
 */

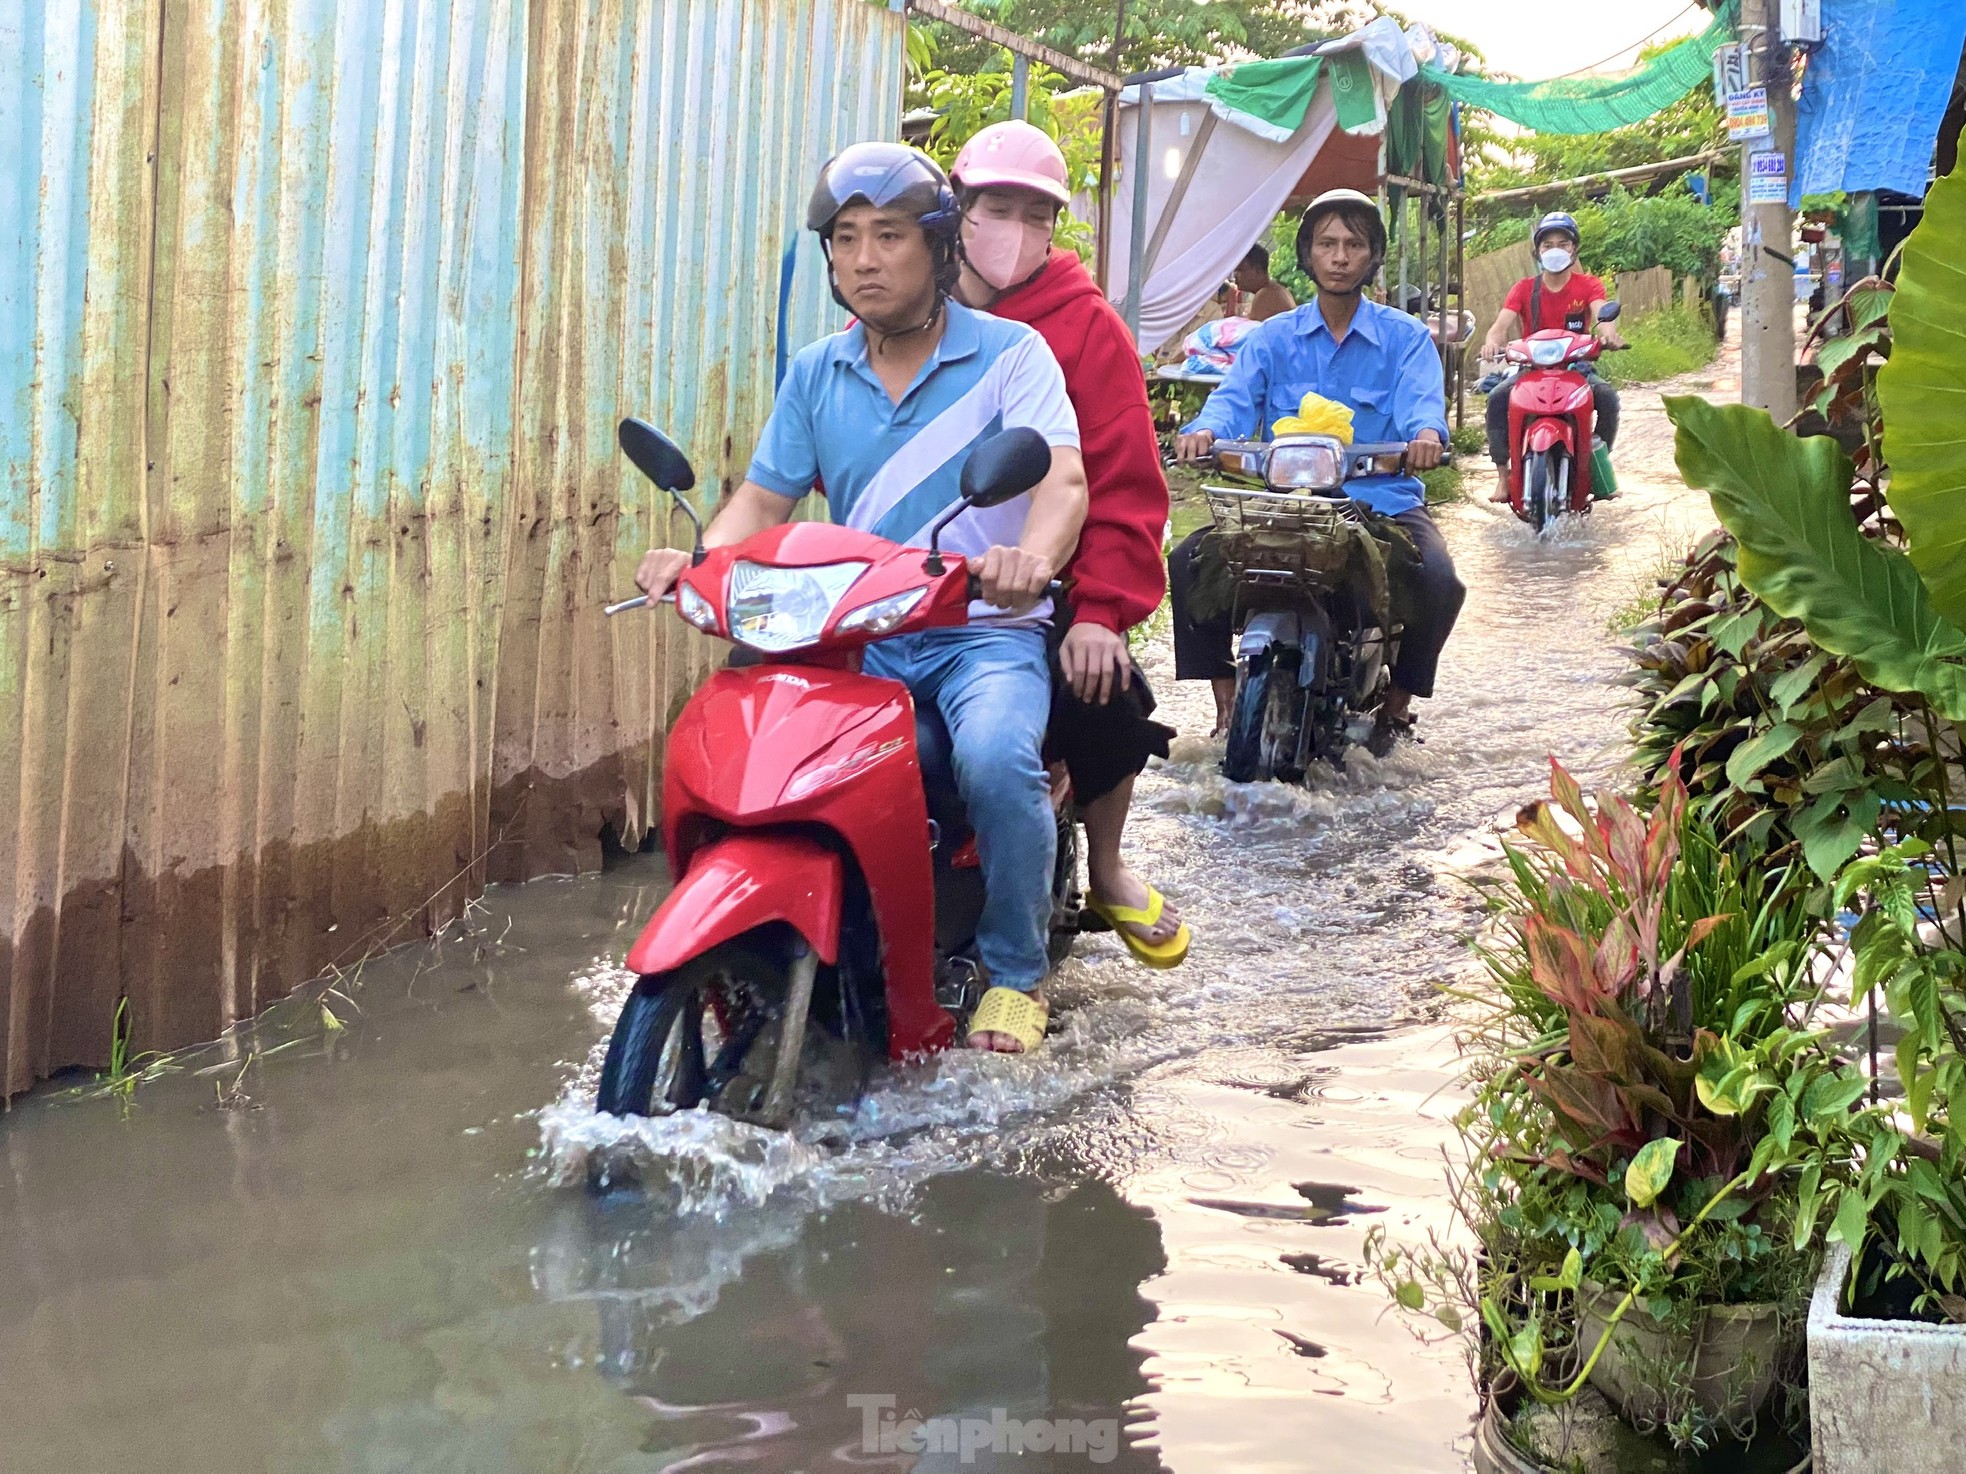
xmin=1485 ymin=370 xmax=1620 ymax=465
xmin=1167 ymin=509 xmax=1465 ymax=700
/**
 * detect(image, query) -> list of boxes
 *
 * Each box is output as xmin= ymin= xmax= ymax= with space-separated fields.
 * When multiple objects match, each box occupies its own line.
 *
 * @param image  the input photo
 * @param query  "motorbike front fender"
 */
xmin=1525 ymin=418 xmax=1575 ymax=456
xmin=625 ymin=833 xmax=843 ymax=976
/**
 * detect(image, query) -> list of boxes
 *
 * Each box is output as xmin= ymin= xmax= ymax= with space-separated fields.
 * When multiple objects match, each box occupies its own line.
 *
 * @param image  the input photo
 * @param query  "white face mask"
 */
xmin=1539 ymin=246 xmax=1575 ymax=274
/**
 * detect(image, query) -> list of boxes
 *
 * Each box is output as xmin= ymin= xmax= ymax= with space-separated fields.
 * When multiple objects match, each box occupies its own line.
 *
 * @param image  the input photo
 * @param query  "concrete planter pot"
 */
xmin=1574 ymin=1279 xmax=1790 ymax=1429
xmin=1808 ymin=1242 xmax=1966 ymax=1473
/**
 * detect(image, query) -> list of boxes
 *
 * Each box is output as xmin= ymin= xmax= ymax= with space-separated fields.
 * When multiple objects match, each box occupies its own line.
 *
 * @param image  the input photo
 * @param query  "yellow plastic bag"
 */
xmin=1271 ymin=392 xmax=1354 ymax=444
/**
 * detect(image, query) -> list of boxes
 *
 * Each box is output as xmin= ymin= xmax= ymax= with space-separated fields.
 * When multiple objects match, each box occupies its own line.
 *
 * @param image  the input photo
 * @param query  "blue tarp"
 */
xmin=1793 ymin=0 xmax=1966 ymax=207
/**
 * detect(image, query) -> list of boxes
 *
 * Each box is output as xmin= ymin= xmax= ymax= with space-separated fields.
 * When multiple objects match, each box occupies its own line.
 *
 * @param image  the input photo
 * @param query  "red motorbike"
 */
xmin=594 ymin=419 xmax=1082 ymax=1129
xmin=1495 ymin=300 xmax=1625 ymax=534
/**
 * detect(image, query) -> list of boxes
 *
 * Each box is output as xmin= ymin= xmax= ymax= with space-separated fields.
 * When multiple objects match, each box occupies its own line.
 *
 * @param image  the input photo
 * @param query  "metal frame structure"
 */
xmin=1385 ymin=173 xmax=1471 ymax=427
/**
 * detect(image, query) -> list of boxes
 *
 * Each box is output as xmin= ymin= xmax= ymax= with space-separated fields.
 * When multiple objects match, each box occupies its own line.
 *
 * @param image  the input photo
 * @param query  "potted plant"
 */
xmin=1375 ymin=757 xmax=1867 ymax=1466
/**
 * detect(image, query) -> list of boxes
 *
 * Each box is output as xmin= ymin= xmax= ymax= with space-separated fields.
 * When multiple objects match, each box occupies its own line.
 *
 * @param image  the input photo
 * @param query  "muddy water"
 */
xmin=0 ymin=398 xmax=1719 ymax=1474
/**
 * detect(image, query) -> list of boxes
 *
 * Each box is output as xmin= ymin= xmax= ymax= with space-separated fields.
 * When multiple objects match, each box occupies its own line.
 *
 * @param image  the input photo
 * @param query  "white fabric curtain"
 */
xmin=1103 ymin=91 xmax=1340 ymax=353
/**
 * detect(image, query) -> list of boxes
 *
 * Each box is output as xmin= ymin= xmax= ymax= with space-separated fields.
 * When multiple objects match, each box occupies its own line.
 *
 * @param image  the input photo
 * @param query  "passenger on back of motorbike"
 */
xmin=1169 ymin=189 xmax=1464 ymax=749
xmin=633 ymin=144 xmax=1089 ymax=1055
xmin=1477 ymin=211 xmax=1626 ymax=503
xmin=948 ymin=120 xmax=1190 ymax=970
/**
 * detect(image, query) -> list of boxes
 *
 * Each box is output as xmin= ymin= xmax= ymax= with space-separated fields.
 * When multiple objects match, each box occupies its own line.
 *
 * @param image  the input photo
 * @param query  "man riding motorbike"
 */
xmin=1168 ymin=189 xmax=1462 ymax=749
xmin=1477 ymin=211 xmax=1627 ymax=503
xmin=947 ymin=120 xmax=1189 ymax=970
xmin=632 ymin=143 xmax=1088 ymax=1054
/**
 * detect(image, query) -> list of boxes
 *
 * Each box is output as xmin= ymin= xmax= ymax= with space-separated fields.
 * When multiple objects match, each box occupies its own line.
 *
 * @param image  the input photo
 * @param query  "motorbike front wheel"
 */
xmin=596 ymin=935 xmax=828 ymax=1126
xmin=1223 ymin=648 xmax=1302 ymax=783
xmin=1525 ymin=446 xmax=1569 ymax=535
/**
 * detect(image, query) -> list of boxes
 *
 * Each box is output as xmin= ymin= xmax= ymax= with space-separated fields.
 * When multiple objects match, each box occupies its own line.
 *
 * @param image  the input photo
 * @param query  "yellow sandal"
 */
xmin=966 ymin=986 xmax=1050 ymax=1053
xmin=1085 ymin=886 xmax=1192 ymax=969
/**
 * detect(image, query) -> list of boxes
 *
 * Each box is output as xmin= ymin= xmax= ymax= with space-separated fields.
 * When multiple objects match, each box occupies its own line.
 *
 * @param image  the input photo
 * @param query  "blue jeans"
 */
xmin=864 ymin=626 xmax=1054 ymax=994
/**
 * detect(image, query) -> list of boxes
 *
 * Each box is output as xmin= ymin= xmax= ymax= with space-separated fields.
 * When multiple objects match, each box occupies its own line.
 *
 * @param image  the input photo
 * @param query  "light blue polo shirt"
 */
xmin=747 ymin=301 xmax=1079 ymax=618
xmin=1183 ymin=297 xmax=1448 ymax=516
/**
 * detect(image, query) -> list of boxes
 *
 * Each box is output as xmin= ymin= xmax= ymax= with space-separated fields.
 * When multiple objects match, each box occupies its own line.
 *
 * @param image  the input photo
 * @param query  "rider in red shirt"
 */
xmin=1477 ymin=212 xmax=1626 ymax=501
xmin=948 ymin=121 xmax=1190 ymax=975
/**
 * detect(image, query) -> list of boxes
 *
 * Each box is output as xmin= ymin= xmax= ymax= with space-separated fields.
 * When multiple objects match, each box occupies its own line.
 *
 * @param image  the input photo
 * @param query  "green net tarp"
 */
xmin=1421 ymin=2 xmax=1738 ymax=135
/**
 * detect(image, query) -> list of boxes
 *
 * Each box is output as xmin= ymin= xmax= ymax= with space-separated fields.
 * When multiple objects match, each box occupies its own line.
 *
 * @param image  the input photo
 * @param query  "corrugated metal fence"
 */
xmin=1 ymin=0 xmax=902 ymax=1098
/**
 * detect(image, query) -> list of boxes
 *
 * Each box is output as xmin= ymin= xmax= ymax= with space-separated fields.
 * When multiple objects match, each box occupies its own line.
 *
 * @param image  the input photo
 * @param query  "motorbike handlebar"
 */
xmin=604 ymin=591 xmax=674 ymax=616
xmin=966 ymin=572 xmax=1065 ymax=605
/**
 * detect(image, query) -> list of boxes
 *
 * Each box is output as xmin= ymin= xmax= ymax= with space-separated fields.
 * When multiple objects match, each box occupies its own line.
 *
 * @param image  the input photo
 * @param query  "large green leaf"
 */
xmin=1878 ymin=168 xmax=1966 ymax=630
xmin=1667 ymin=395 xmax=1966 ymax=720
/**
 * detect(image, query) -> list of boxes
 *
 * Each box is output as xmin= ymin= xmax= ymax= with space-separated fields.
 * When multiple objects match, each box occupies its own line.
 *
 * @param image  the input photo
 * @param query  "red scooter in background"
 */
xmin=1496 ymin=300 xmax=1626 ymax=534
xmin=594 ymin=420 xmax=1081 ymax=1131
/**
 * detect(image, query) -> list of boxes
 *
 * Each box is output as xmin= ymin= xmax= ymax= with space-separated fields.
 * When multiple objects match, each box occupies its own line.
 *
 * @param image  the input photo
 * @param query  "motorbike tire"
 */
xmin=1048 ymin=809 xmax=1082 ymax=967
xmin=1526 ymin=446 xmax=1568 ymax=535
xmin=1223 ymin=650 xmax=1277 ymax=783
xmin=595 ymin=936 xmax=824 ymax=1125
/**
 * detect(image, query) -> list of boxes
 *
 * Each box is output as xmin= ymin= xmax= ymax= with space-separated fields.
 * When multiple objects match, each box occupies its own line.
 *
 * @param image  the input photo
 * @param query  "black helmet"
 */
xmin=1533 ymin=211 xmax=1581 ymax=256
xmin=1295 ymin=188 xmax=1387 ymax=289
xmin=808 ymin=143 xmax=961 ymax=308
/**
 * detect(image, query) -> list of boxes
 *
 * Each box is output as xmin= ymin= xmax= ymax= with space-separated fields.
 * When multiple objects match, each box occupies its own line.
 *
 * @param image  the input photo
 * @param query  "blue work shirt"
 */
xmin=1183 ymin=297 xmax=1449 ymax=516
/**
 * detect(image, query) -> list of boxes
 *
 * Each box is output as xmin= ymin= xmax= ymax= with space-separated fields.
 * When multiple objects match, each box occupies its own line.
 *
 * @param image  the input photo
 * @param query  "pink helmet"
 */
xmin=950 ymin=121 xmax=1071 ymax=206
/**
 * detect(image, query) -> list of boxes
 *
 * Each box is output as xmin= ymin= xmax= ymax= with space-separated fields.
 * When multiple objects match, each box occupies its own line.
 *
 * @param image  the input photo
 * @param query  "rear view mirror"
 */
xmin=959 ymin=427 xmax=1051 ymax=509
xmin=619 ymin=418 xmax=705 ymax=563
xmin=1597 ymin=301 xmax=1622 ymax=323
xmin=618 ymin=418 xmax=697 ymax=492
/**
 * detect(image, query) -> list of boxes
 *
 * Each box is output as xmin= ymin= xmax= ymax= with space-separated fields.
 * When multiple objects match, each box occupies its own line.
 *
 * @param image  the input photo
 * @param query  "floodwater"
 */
xmin=0 ymin=378 xmax=1722 ymax=1474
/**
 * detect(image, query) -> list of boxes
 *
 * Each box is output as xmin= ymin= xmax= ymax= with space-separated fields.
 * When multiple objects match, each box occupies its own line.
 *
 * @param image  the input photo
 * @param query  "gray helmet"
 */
xmin=807 ymin=142 xmax=961 ymax=307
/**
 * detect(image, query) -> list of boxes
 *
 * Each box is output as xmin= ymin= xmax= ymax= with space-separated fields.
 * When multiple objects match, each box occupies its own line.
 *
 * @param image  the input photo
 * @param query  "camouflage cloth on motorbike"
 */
xmin=1184 ymin=512 xmax=1422 ymax=631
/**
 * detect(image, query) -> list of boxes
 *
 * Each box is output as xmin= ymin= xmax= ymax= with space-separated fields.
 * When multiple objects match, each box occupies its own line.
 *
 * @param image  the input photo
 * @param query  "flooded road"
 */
xmin=0 ymin=371 xmax=1724 ymax=1474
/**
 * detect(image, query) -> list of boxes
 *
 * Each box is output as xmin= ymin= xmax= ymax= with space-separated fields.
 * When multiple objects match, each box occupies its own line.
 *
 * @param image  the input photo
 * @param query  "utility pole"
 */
xmin=1738 ymin=0 xmax=1797 ymax=421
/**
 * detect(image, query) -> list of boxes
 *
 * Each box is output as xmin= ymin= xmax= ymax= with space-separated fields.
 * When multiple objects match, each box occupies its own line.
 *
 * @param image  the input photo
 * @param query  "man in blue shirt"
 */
xmin=1168 ymin=189 xmax=1465 ymax=744
xmin=634 ymin=144 xmax=1088 ymax=1054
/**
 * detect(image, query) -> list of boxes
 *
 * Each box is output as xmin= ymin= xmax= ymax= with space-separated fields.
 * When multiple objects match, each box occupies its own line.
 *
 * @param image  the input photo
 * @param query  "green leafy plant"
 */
xmin=1380 ymin=757 xmax=1866 ymax=1450
xmin=1831 ymin=841 xmax=1966 ymax=1323
xmin=1622 ymin=531 xmax=1936 ymax=882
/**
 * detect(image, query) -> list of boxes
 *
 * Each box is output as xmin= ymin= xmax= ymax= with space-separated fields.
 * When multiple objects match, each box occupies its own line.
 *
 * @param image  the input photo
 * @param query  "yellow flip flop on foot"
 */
xmin=966 ymin=986 xmax=1050 ymax=1053
xmin=1085 ymin=886 xmax=1192 ymax=969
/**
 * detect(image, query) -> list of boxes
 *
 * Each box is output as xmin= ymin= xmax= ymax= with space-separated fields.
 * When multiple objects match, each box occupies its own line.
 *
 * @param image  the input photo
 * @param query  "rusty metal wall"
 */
xmin=0 ymin=0 xmax=902 ymax=1098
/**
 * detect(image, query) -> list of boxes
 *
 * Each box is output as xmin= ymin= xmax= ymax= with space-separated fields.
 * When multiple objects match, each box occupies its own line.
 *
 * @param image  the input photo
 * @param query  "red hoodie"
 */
xmin=986 ymin=249 xmax=1168 ymax=634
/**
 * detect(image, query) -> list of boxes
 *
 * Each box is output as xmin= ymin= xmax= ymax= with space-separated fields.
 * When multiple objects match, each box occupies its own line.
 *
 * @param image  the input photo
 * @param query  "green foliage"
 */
xmin=1666 ymin=394 xmax=1966 ymax=722
xmin=1877 ymin=168 xmax=1966 ymax=632
xmin=1471 ymin=185 xmax=1730 ymax=284
xmin=1622 ymin=531 xmax=1932 ymax=883
xmin=1601 ymin=301 xmax=1717 ymax=386
xmin=918 ymin=0 xmax=1367 ymax=82
xmin=1834 ymin=839 xmax=1966 ymax=1321
xmin=1260 ymin=211 xmax=1316 ymax=306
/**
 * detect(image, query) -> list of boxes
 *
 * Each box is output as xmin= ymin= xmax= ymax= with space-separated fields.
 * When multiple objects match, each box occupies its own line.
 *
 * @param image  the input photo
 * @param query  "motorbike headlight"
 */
xmin=1265 ymin=437 xmax=1345 ymax=491
xmin=1529 ymin=338 xmax=1569 ymax=367
xmin=835 ymin=586 xmax=927 ymax=638
xmin=726 ymin=561 xmax=867 ymax=651
xmin=676 ymin=582 xmax=719 ymax=633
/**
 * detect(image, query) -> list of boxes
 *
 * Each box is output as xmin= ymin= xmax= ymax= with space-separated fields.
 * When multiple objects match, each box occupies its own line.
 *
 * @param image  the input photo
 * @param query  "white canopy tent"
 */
xmin=1101 ymin=19 xmax=1420 ymax=353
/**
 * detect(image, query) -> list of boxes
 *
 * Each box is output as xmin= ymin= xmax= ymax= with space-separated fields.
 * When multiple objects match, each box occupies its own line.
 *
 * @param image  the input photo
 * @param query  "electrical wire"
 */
xmin=1548 ymin=0 xmax=1704 ymax=80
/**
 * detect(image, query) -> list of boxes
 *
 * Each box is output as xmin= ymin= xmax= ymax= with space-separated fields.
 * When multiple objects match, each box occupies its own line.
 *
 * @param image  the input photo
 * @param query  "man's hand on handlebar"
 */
xmin=1405 ymin=431 xmax=1445 ymax=472
xmin=1174 ymin=429 xmax=1216 ymax=462
xmin=1059 ymin=622 xmax=1132 ymax=707
xmin=633 ymin=547 xmax=693 ymax=603
xmin=975 ymin=545 xmax=1056 ymax=612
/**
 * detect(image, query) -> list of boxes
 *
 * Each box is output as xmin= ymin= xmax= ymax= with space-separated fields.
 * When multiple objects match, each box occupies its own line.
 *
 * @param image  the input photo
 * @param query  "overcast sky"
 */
xmin=1389 ymin=0 xmax=1711 ymax=81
